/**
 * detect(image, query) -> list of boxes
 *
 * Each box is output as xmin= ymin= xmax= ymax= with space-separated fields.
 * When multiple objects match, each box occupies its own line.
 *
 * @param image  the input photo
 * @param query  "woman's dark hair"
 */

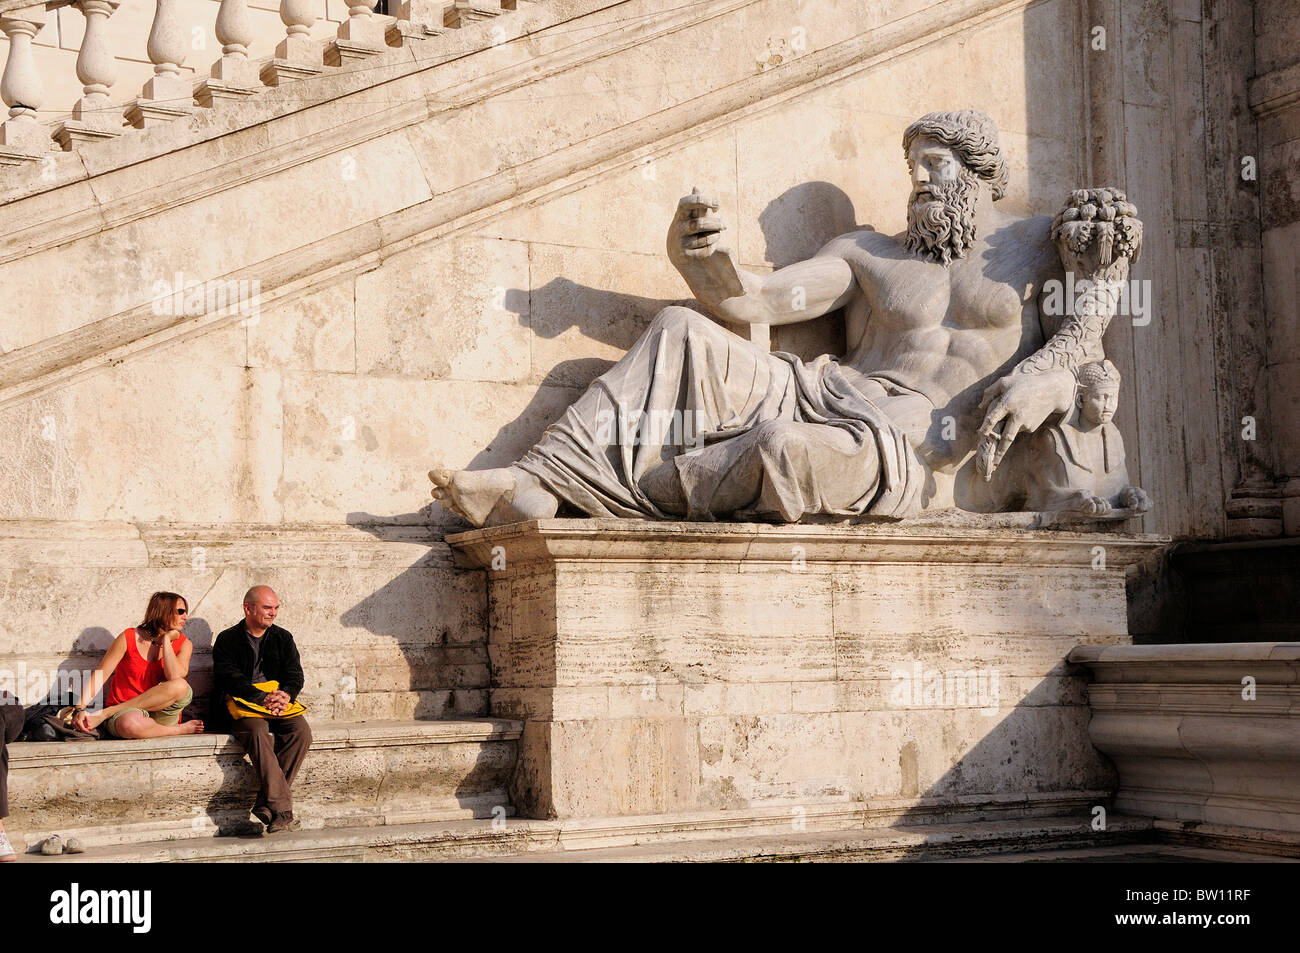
xmin=138 ymin=591 xmax=186 ymax=637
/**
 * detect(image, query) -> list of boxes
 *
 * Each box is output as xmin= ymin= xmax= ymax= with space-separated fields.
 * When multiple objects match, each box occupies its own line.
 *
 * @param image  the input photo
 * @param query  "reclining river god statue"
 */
xmin=429 ymin=109 xmax=1150 ymax=527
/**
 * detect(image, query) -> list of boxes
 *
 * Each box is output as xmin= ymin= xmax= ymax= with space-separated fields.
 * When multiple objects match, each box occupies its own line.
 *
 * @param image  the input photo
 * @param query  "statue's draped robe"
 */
xmin=517 ymin=308 xmax=925 ymax=522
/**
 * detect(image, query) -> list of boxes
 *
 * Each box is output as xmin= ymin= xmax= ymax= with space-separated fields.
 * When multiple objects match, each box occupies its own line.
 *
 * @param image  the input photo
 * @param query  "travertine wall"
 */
xmin=0 ymin=0 xmax=1284 ymax=720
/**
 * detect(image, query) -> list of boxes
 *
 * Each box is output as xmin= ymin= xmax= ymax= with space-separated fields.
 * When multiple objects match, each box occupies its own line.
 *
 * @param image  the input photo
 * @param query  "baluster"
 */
xmin=125 ymin=0 xmax=196 ymax=128
xmin=325 ymin=0 xmax=387 ymax=66
xmin=53 ymin=0 xmax=122 ymax=151
xmin=261 ymin=0 xmax=323 ymax=87
xmin=0 ymin=5 xmax=49 ymax=164
xmin=195 ymin=0 xmax=258 ymax=108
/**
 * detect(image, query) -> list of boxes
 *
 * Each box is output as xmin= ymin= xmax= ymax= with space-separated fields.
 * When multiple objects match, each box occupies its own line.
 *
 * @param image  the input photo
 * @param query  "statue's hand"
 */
xmin=977 ymin=369 xmax=1074 ymax=478
xmin=671 ymin=188 xmax=727 ymax=261
xmin=1119 ymin=486 xmax=1151 ymax=513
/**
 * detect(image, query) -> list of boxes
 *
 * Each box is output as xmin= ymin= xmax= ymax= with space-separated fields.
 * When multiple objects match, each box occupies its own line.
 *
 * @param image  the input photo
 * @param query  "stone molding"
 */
xmin=0 ymin=519 xmax=453 ymax=568
xmin=1248 ymin=59 xmax=1300 ymax=120
xmin=449 ymin=517 xmax=1170 ymax=571
xmin=1069 ymin=642 xmax=1300 ymax=836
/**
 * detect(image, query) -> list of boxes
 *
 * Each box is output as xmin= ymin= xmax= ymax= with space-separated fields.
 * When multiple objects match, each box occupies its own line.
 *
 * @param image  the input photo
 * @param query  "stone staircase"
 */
xmin=17 ymin=803 xmax=1157 ymax=862
xmin=6 ymin=718 xmax=521 ymax=854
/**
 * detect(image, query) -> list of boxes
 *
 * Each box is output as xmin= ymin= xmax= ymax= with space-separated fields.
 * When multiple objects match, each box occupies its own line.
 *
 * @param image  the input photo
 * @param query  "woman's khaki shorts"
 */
xmin=102 ymin=686 xmax=193 ymax=738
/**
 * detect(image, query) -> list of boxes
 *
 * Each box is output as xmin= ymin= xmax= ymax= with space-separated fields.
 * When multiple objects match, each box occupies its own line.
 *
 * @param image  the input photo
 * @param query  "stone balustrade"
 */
xmin=0 ymin=0 xmax=527 ymax=165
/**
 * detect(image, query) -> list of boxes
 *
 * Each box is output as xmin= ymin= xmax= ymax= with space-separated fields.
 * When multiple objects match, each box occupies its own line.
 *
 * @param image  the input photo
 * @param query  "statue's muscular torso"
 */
xmin=821 ymin=213 xmax=1062 ymax=461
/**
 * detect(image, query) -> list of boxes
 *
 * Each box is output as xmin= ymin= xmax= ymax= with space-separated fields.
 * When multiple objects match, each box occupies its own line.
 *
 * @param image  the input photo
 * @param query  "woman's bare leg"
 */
xmin=109 ymin=710 xmax=204 ymax=739
xmin=84 ymin=678 xmax=192 ymax=729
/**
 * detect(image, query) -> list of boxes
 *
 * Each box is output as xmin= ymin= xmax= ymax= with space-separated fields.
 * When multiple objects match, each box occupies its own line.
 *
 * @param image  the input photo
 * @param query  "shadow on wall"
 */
xmin=500 ymin=281 xmax=694 ymax=388
xmin=891 ymin=674 xmax=1118 ymax=834
xmin=22 ymin=619 xmax=217 ymax=719
xmin=759 ymin=182 xmax=857 ymax=362
xmin=476 ymin=180 xmax=869 ymax=480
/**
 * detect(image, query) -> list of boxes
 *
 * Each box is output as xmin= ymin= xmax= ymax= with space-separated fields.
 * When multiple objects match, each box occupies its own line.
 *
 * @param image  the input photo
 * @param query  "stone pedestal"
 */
xmin=444 ymin=3 xmax=504 ymax=28
xmin=449 ymin=518 xmax=1168 ymax=823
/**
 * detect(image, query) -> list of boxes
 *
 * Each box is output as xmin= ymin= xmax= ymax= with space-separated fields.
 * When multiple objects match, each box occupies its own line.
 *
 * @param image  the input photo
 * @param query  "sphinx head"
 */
xmin=1075 ymin=359 xmax=1122 ymax=426
xmin=902 ymin=110 xmax=1009 ymax=265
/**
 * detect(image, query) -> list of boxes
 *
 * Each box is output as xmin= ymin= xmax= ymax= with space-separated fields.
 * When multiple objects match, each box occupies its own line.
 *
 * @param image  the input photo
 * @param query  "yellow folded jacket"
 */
xmin=226 ymin=680 xmax=307 ymax=720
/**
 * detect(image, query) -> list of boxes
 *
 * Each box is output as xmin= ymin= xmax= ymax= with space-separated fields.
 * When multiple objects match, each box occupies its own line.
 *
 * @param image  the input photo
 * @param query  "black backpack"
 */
xmin=20 ymin=704 xmax=100 ymax=742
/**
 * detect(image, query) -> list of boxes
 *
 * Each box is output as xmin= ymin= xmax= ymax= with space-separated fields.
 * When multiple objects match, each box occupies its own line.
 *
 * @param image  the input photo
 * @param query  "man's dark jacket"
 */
xmin=209 ymin=621 xmax=305 ymax=731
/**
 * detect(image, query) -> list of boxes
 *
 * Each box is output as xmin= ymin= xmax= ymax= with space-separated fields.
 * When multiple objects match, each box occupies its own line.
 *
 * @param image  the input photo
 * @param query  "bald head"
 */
xmin=242 ymin=585 xmax=280 ymax=635
xmin=244 ymin=585 xmax=275 ymax=607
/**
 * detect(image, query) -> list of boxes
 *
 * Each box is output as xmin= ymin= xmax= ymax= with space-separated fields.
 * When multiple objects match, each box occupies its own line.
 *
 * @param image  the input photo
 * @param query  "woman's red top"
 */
xmin=104 ymin=628 xmax=187 ymax=707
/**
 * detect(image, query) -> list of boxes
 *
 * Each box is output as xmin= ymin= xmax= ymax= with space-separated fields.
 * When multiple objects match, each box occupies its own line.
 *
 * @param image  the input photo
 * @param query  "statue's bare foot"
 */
xmin=429 ymin=465 xmax=559 ymax=527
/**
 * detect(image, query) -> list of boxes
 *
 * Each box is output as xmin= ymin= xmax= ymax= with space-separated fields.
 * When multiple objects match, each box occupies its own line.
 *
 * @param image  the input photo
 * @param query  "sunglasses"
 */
xmin=176 ymin=608 xmax=189 ymax=616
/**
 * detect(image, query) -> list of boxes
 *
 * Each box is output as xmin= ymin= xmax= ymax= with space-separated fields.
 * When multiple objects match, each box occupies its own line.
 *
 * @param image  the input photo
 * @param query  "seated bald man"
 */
xmin=212 ymin=586 xmax=312 ymax=834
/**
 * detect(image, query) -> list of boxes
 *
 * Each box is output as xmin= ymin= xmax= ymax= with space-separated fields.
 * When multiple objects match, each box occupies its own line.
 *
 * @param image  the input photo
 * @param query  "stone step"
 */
xmin=6 ymin=718 xmax=521 ymax=854
xmin=14 ymin=813 xmax=1157 ymax=863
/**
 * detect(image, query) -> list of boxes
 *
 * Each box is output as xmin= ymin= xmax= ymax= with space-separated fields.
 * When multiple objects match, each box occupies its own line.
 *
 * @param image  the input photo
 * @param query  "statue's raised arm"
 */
xmin=976 ymin=189 xmax=1144 ymax=478
xmin=667 ymin=187 xmax=857 ymax=327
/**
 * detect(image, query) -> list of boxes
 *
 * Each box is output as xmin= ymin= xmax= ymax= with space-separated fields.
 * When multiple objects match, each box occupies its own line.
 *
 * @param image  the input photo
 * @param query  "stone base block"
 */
xmin=387 ymin=20 xmax=445 ymax=46
xmin=445 ymin=2 xmax=504 ymax=28
xmin=449 ymin=518 xmax=1168 ymax=821
xmin=325 ymin=39 xmax=386 ymax=67
xmin=260 ymin=59 xmax=326 ymax=87
xmin=193 ymin=79 xmax=260 ymax=109
xmin=124 ymin=97 xmax=198 ymax=129
xmin=52 ymin=121 xmax=121 ymax=151
xmin=1069 ymin=642 xmax=1300 ymax=835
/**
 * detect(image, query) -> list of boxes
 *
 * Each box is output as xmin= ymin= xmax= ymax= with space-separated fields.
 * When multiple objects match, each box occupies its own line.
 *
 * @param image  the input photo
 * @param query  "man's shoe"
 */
xmin=265 ymin=811 xmax=300 ymax=834
xmin=252 ymin=806 xmax=273 ymax=828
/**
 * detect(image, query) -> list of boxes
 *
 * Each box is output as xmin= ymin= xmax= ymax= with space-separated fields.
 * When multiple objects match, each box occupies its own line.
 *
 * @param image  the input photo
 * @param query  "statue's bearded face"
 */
xmin=905 ymin=137 xmax=980 ymax=265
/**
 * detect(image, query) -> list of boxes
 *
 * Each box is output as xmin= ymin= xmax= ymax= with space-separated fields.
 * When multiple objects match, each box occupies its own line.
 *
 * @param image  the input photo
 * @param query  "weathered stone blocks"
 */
xmin=450 ymin=518 xmax=1168 ymax=820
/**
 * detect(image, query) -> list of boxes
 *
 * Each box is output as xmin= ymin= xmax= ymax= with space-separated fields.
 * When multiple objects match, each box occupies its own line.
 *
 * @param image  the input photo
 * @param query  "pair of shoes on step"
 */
xmin=0 ymin=829 xmax=16 ymax=862
xmin=38 ymin=834 xmax=84 ymax=856
xmin=252 ymin=805 xmax=300 ymax=834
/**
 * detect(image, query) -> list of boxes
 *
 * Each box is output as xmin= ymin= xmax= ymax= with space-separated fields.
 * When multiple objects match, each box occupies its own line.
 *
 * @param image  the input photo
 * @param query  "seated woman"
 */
xmin=71 ymin=591 xmax=204 ymax=738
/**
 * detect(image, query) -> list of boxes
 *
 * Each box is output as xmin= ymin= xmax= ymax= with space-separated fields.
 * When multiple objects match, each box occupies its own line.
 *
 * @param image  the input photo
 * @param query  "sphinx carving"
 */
xmin=429 ymin=109 xmax=1150 ymax=527
xmin=1022 ymin=360 xmax=1151 ymax=517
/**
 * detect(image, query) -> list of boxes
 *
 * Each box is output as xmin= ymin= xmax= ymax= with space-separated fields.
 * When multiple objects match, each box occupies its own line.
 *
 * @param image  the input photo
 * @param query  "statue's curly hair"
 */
xmin=1076 ymin=359 xmax=1121 ymax=390
xmin=902 ymin=110 xmax=1009 ymax=201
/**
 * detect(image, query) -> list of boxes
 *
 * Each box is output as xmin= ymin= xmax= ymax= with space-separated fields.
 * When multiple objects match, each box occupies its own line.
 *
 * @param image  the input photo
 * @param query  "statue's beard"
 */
xmin=905 ymin=171 xmax=980 ymax=265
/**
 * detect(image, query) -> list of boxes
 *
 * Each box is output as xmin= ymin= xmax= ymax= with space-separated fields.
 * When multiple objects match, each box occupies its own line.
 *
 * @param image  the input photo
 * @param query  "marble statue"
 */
xmin=1022 ymin=360 xmax=1151 ymax=517
xmin=429 ymin=109 xmax=1149 ymax=527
